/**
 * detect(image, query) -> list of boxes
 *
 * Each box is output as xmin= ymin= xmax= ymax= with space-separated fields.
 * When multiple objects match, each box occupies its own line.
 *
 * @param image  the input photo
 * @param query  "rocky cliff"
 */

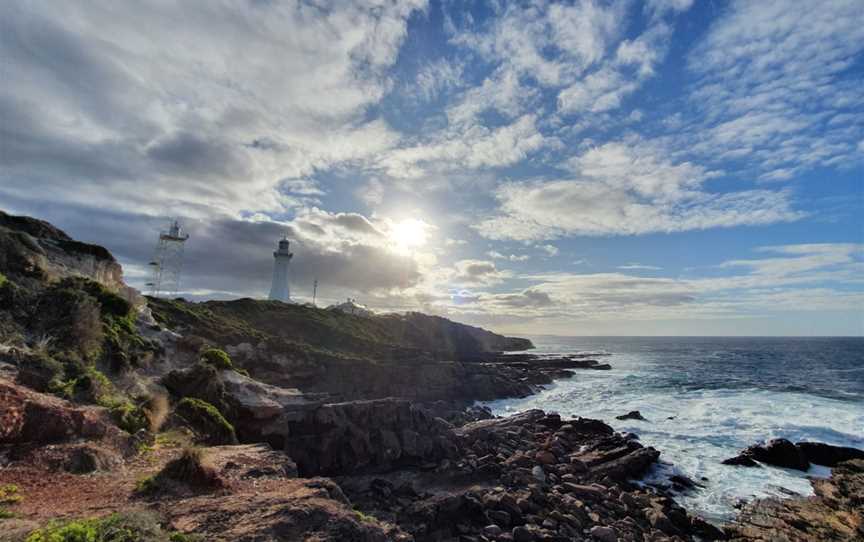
xmin=147 ymin=296 xmax=532 ymax=364
xmin=0 ymin=210 xmax=131 ymax=295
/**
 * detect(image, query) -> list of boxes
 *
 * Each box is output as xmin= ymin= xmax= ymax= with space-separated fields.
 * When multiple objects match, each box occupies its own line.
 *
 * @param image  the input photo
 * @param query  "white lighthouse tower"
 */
xmin=268 ymin=236 xmax=293 ymax=302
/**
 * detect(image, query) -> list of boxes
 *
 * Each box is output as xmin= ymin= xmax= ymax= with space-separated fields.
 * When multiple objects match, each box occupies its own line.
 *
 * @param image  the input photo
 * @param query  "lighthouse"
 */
xmin=268 ymin=236 xmax=293 ymax=302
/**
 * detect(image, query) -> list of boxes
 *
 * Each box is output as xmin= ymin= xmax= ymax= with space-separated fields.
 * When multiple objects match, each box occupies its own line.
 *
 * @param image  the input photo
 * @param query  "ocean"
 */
xmin=482 ymin=336 xmax=864 ymax=523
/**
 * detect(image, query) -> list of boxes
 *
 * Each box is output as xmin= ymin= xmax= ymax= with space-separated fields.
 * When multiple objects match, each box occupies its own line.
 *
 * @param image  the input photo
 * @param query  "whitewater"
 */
xmin=483 ymin=336 xmax=864 ymax=522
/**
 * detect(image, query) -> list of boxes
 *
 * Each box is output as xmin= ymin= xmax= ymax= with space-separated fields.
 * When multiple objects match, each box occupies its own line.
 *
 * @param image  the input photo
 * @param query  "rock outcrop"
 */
xmin=279 ymin=399 xmax=459 ymax=476
xmin=0 ymin=378 xmax=130 ymax=454
xmin=0 ymin=210 xmax=134 ymax=298
xmin=339 ymin=409 xmax=724 ymax=541
xmin=723 ymin=438 xmax=810 ymax=470
xmin=796 ymin=441 xmax=864 ymax=467
xmin=616 ymin=410 xmax=647 ymax=421
xmin=725 ymin=459 xmax=864 ymax=541
xmin=723 ymin=439 xmax=864 ymax=472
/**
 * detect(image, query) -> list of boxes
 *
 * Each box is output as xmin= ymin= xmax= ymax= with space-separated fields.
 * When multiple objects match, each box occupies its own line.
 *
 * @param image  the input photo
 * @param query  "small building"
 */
xmin=327 ymin=298 xmax=374 ymax=317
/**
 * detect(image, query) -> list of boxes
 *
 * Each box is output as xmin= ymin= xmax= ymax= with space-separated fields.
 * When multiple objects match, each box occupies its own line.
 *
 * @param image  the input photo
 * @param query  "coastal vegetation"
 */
xmin=1 ymin=210 xmax=861 ymax=541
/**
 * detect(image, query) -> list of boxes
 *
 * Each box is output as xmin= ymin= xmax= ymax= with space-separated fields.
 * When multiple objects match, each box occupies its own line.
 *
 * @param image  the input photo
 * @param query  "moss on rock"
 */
xmin=175 ymin=397 xmax=237 ymax=445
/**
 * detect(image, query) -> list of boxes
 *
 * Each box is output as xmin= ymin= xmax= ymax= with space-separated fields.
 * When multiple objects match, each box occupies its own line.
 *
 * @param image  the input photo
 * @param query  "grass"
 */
xmin=24 ymin=512 xmax=197 ymax=541
xmin=0 ymin=484 xmax=22 ymax=519
xmin=354 ymin=509 xmax=382 ymax=525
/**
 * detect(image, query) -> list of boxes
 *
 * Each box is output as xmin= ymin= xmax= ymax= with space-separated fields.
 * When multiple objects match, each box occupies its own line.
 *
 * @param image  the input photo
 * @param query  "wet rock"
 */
xmin=615 ymin=411 xmax=646 ymax=421
xmin=727 ymin=438 xmax=809 ymax=471
xmin=796 ymin=441 xmax=864 ymax=467
xmin=722 ymin=455 xmax=760 ymax=467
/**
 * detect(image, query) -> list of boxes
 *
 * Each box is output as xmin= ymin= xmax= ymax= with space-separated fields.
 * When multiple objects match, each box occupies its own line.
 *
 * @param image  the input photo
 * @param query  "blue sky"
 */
xmin=1 ymin=0 xmax=862 ymax=335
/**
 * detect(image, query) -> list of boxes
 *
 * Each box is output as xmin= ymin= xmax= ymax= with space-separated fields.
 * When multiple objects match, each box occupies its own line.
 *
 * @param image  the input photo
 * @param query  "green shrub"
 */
xmin=56 ymin=277 xmax=131 ymax=318
xmin=0 ymin=272 xmax=6 ymax=288
xmin=15 ymin=352 xmax=65 ymax=392
xmin=25 ymin=511 xmax=192 ymax=542
xmin=175 ymin=398 xmax=236 ymax=445
xmin=199 ymin=348 xmax=248 ymax=377
xmin=200 ymin=349 xmax=232 ymax=370
xmin=34 ymin=287 xmax=104 ymax=360
xmin=0 ymin=484 xmax=21 ymax=518
xmin=110 ymin=401 xmax=150 ymax=434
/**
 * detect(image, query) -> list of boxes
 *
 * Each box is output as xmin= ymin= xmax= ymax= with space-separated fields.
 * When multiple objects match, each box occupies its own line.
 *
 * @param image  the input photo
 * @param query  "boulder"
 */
xmin=722 ymin=455 xmax=760 ymax=467
xmin=589 ymin=525 xmax=617 ymax=542
xmin=0 ymin=378 xmax=131 ymax=453
xmin=796 ymin=441 xmax=864 ymax=467
xmin=279 ymin=399 xmax=460 ymax=476
xmin=727 ymin=438 xmax=810 ymax=471
xmin=615 ymin=410 xmax=646 ymax=421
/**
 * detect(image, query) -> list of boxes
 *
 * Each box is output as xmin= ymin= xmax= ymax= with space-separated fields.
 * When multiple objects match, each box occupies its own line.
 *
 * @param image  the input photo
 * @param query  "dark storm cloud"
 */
xmin=146 ymin=132 xmax=251 ymax=179
xmin=0 ymin=197 xmax=420 ymax=298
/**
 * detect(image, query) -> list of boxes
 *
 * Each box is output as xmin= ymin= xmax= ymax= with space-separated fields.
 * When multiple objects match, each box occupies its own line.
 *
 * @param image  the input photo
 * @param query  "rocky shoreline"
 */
xmin=1 ymin=210 xmax=863 ymax=541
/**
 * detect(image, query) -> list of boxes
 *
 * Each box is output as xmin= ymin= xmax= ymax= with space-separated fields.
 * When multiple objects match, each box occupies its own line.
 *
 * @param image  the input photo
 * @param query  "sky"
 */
xmin=1 ymin=0 xmax=862 ymax=336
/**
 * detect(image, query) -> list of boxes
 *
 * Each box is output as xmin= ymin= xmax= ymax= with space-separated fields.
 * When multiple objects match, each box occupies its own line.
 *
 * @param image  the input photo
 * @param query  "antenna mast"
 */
xmin=312 ymin=279 xmax=318 ymax=306
xmin=147 ymin=220 xmax=189 ymax=298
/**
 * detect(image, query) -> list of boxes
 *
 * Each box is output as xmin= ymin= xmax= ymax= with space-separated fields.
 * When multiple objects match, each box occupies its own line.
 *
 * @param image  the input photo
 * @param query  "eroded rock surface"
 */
xmin=0 ymin=378 xmax=131 ymax=454
xmin=725 ymin=459 xmax=864 ymax=541
xmin=339 ymin=409 xmax=724 ymax=541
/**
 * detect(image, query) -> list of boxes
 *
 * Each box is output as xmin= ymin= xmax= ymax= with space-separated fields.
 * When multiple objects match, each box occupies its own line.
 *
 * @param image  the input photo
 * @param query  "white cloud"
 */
xmin=618 ymin=264 xmax=662 ymax=270
xmin=487 ymin=250 xmax=530 ymax=262
xmin=414 ymin=58 xmax=464 ymax=101
xmin=685 ymin=0 xmax=864 ymax=176
xmin=450 ymin=259 xmax=511 ymax=286
xmin=377 ymin=114 xmax=552 ymax=179
xmin=475 ymin=140 xmax=802 ymax=240
xmin=452 ymin=1 xmax=626 ymax=88
xmin=0 ymin=1 xmax=423 ymax=218
xmin=539 ymin=244 xmax=559 ymax=256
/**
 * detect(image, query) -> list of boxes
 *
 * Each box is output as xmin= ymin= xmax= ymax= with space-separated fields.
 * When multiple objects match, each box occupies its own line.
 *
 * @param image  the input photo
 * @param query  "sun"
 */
xmin=390 ymin=218 xmax=430 ymax=249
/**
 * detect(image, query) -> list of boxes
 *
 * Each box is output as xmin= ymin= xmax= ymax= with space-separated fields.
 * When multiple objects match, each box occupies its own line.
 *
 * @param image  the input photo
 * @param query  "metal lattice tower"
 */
xmin=147 ymin=220 xmax=189 ymax=298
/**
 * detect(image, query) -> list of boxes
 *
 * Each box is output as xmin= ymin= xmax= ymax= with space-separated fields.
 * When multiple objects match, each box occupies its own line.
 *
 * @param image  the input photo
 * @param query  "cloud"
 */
xmin=618 ymin=264 xmax=662 ymax=270
xmin=538 ymin=244 xmax=559 ymax=256
xmin=377 ymin=114 xmax=552 ymax=179
xmin=414 ymin=58 xmax=464 ymax=101
xmin=450 ymin=259 xmax=511 ymax=286
xmin=0 ymin=0 xmax=422 ymax=217
xmin=475 ymin=140 xmax=802 ymax=240
xmin=487 ymin=251 xmax=530 ymax=262
xmin=684 ymin=0 xmax=864 ymax=176
xmin=453 ymin=1 xmax=626 ymax=87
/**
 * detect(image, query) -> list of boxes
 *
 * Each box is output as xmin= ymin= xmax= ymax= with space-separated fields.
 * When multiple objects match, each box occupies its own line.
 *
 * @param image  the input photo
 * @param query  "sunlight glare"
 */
xmin=390 ymin=218 xmax=430 ymax=249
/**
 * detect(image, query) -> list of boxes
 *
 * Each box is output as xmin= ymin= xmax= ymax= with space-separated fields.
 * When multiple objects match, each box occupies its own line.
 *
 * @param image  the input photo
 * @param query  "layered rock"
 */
xmin=723 ymin=438 xmax=864 ymax=470
xmin=278 ymin=399 xmax=460 ymax=476
xmin=725 ymin=459 xmax=864 ymax=541
xmin=0 ymin=210 xmax=134 ymax=297
xmin=340 ymin=409 xmax=723 ymax=541
xmin=0 ymin=378 xmax=130 ymax=454
xmin=723 ymin=438 xmax=809 ymax=470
